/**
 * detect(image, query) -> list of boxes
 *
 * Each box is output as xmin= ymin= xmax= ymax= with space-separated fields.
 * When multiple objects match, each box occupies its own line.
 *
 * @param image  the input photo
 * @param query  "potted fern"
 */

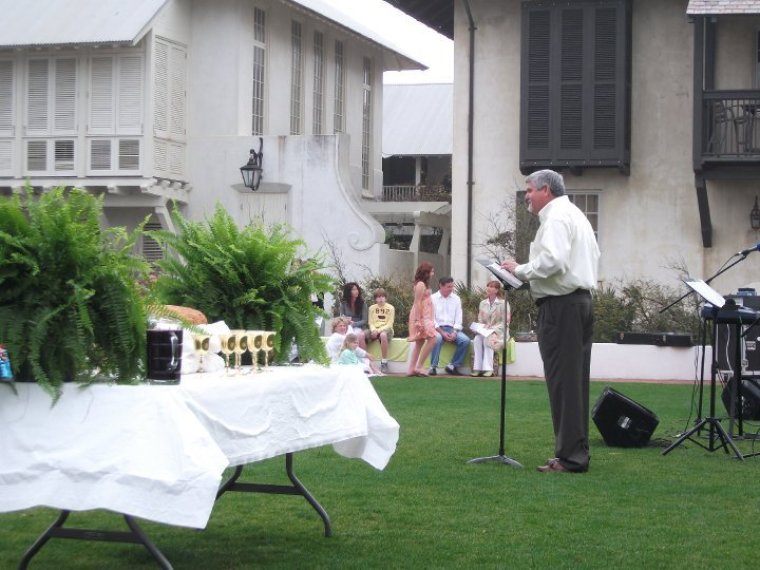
xmin=149 ymin=205 xmax=333 ymax=364
xmin=0 ymin=187 xmax=150 ymax=400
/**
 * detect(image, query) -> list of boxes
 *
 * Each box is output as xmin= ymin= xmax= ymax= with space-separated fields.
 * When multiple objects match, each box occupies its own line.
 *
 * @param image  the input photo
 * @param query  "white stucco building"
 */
xmin=391 ymin=0 xmax=760 ymax=296
xmin=0 ymin=0 xmax=449 ymax=286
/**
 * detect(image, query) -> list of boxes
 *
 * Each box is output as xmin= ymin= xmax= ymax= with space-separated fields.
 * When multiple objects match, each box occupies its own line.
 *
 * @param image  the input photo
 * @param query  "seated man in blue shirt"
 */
xmin=429 ymin=277 xmax=471 ymax=375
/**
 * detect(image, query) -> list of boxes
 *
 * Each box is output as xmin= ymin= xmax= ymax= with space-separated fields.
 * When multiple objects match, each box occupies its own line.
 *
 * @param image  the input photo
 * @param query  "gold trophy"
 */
xmin=231 ymin=330 xmax=248 ymax=374
xmin=193 ymin=334 xmax=211 ymax=373
xmin=261 ymin=331 xmax=276 ymax=368
xmin=219 ymin=332 xmax=236 ymax=375
xmin=247 ymin=330 xmax=265 ymax=372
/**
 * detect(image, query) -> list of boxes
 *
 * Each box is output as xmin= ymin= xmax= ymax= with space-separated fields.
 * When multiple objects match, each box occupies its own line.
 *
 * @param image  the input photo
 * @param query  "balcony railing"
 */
xmin=381 ymin=184 xmax=452 ymax=203
xmin=702 ymin=90 xmax=760 ymax=159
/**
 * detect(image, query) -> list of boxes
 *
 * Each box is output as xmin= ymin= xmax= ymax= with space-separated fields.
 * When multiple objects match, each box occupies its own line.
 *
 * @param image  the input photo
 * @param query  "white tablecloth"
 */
xmin=180 ymin=364 xmax=399 ymax=470
xmin=0 ymin=364 xmax=399 ymax=529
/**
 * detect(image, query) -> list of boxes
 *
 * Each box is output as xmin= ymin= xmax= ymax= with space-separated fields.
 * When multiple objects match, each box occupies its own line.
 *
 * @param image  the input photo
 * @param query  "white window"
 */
xmin=26 ymin=57 xmax=77 ymax=135
xmin=26 ymin=140 xmax=46 ymax=171
xmin=568 ymin=192 xmax=600 ymax=240
xmin=313 ymin=30 xmax=324 ymax=134
xmin=0 ymin=60 xmax=14 ymax=135
xmin=142 ymin=219 xmax=164 ymax=264
xmin=290 ymin=21 xmax=303 ymax=135
xmin=0 ymin=140 xmax=11 ymax=174
xmin=361 ymin=57 xmax=372 ymax=191
xmin=87 ymin=137 xmax=142 ymax=174
xmin=23 ymin=56 xmax=78 ymax=175
xmin=154 ymin=38 xmax=186 ymax=140
xmin=154 ymin=38 xmax=187 ymax=179
xmin=25 ymin=138 xmax=76 ymax=173
xmin=0 ymin=60 xmax=14 ymax=174
xmin=252 ymin=7 xmax=266 ymax=135
xmin=54 ymin=139 xmax=75 ymax=171
xmin=89 ymin=54 xmax=143 ymax=134
xmin=333 ymin=40 xmax=344 ymax=133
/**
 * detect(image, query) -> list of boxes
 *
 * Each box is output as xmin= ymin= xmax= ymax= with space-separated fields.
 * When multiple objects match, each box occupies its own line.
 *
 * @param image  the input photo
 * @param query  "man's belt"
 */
xmin=535 ymin=289 xmax=591 ymax=307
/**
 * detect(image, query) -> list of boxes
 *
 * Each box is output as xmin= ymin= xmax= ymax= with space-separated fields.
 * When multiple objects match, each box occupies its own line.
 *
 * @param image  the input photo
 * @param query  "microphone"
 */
xmin=739 ymin=243 xmax=760 ymax=256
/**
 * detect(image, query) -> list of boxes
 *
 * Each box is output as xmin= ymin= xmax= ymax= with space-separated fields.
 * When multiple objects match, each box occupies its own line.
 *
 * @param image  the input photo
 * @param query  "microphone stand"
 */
xmin=659 ymin=252 xmax=749 ymax=315
xmin=468 ymin=272 xmax=523 ymax=469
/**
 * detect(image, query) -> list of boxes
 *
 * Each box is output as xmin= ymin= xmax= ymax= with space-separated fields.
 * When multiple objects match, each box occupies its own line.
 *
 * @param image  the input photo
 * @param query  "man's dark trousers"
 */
xmin=536 ymin=290 xmax=594 ymax=472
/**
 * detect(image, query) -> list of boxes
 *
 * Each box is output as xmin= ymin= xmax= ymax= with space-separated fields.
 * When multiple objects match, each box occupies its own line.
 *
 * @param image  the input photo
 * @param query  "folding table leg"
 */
xmin=18 ymin=510 xmax=173 ymax=570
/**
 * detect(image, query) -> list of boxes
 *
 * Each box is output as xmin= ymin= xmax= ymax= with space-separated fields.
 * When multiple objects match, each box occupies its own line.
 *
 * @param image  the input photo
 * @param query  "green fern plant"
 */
xmin=149 ymin=205 xmax=334 ymax=363
xmin=0 ymin=187 xmax=150 ymax=400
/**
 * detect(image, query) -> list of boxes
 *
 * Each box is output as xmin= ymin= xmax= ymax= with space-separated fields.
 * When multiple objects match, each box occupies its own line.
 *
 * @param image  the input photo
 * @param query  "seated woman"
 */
xmin=470 ymin=280 xmax=510 ymax=377
xmin=340 ymin=282 xmax=369 ymax=349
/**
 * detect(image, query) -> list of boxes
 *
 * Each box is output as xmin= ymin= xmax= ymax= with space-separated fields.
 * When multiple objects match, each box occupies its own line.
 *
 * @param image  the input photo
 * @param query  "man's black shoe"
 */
xmin=428 ymin=367 xmax=437 ymax=376
xmin=445 ymin=364 xmax=461 ymax=376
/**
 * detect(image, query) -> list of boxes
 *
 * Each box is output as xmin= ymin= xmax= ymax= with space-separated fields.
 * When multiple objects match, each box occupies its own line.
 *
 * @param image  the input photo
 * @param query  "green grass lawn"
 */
xmin=2 ymin=377 xmax=759 ymax=569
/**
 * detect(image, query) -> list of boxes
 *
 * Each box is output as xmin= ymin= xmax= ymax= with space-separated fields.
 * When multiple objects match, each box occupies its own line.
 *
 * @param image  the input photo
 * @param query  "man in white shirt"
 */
xmin=501 ymin=169 xmax=599 ymax=474
xmin=429 ymin=277 xmax=471 ymax=375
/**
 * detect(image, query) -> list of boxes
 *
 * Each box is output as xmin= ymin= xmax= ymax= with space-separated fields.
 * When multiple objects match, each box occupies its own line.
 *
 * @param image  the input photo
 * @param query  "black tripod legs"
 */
xmin=662 ymin=417 xmax=745 ymax=460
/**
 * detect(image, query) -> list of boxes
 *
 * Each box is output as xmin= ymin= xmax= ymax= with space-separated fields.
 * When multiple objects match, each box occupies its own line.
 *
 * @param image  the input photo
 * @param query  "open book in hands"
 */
xmin=477 ymin=259 xmax=524 ymax=290
xmin=470 ymin=322 xmax=496 ymax=337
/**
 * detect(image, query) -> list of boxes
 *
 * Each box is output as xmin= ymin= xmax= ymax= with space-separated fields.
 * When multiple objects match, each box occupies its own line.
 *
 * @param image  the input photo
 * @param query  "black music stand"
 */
xmin=468 ymin=260 xmax=523 ymax=468
xmin=662 ymin=279 xmax=744 ymax=460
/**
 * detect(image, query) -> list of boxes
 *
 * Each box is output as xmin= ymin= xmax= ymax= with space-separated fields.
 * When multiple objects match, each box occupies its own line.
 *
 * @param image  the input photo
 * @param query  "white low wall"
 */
xmin=507 ymin=342 xmax=706 ymax=382
xmin=367 ymin=338 xmax=706 ymax=381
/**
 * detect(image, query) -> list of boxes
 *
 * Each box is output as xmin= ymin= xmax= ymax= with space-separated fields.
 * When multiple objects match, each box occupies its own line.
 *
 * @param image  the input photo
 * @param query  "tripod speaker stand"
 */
xmin=468 ymin=261 xmax=523 ymax=468
xmin=662 ymin=307 xmax=744 ymax=460
xmin=661 ymin=279 xmax=745 ymax=460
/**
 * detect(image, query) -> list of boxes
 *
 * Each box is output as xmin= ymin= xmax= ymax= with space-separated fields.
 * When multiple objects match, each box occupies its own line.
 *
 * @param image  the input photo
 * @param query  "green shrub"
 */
xmin=0 ymin=187 xmax=149 ymax=399
xmin=345 ymin=275 xmax=702 ymax=344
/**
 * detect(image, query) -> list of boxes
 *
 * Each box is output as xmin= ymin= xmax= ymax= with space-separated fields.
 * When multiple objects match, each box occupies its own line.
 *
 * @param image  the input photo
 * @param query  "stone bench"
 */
xmin=324 ymin=337 xmax=476 ymax=375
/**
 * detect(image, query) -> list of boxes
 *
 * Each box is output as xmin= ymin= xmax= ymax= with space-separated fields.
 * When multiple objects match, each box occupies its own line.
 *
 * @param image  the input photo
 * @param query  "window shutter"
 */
xmin=90 ymin=56 xmax=114 ymax=132
xmin=26 ymin=140 xmax=47 ymax=171
xmin=592 ymin=7 xmax=618 ymax=152
xmin=0 ymin=140 xmax=12 ymax=173
xmin=559 ymin=9 xmax=583 ymax=155
xmin=54 ymin=139 xmax=75 ymax=171
xmin=169 ymin=142 xmax=184 ymax=176
xmin=524 ymin=9 xmax=550 ymax=153
xmin=0 ymin=60 xmax=13 ymax=135
xmin=520 ymin=0 xmax=630 ymax=174
xmin=154 ymin=41 xmax=169 ymax=136
xmin=27 ymin=59 xmax=49 ymax=133
xmin=142 ymin=220 xmax=164 ymax=263
xmin=118 ymin=56 xmax=143 ymax=132
xmin=169 ymin=45 xmax=185 ymax=138
xmin=54 ymin=58 xmax=77 ymax=133
xmin=90 ymin=139 xmax=112 ymax=170
xmin=118 ymin=139 xmax=140 ymax=170
xmin=154 ymin=139 xmax=167 ymax=172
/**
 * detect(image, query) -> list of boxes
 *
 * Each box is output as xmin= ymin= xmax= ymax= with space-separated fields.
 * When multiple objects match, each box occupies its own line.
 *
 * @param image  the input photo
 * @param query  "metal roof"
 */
xmin=387 ymin=0 xmax=454 ymax=40
xmin=0 ymin=0 xmax=425 ymax=71
xmin=0 ymin=0 xmax=169 ymax=49
xmin=687 ymin=0 xmax=760 ymax=14
xmin=382 ymin=83 xmax=452 ymax=156
xmin=289 ymin=0 xmax=425 ymax=71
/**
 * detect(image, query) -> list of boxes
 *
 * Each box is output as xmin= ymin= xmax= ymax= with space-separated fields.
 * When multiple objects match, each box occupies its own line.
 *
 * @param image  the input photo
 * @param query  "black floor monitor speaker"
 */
xmin=721 ymin=377 xmax=760 ymax=420
xmin=592 ymin=386 xmax=659 ymax=447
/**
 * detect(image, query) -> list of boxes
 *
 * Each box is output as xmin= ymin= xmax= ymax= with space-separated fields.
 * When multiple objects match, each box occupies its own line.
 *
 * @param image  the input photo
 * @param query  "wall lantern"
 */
xmin=240 ymin=137 xmax=264 ymax=191
xmin=751 ymin=196 xmax=760 ymax=231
